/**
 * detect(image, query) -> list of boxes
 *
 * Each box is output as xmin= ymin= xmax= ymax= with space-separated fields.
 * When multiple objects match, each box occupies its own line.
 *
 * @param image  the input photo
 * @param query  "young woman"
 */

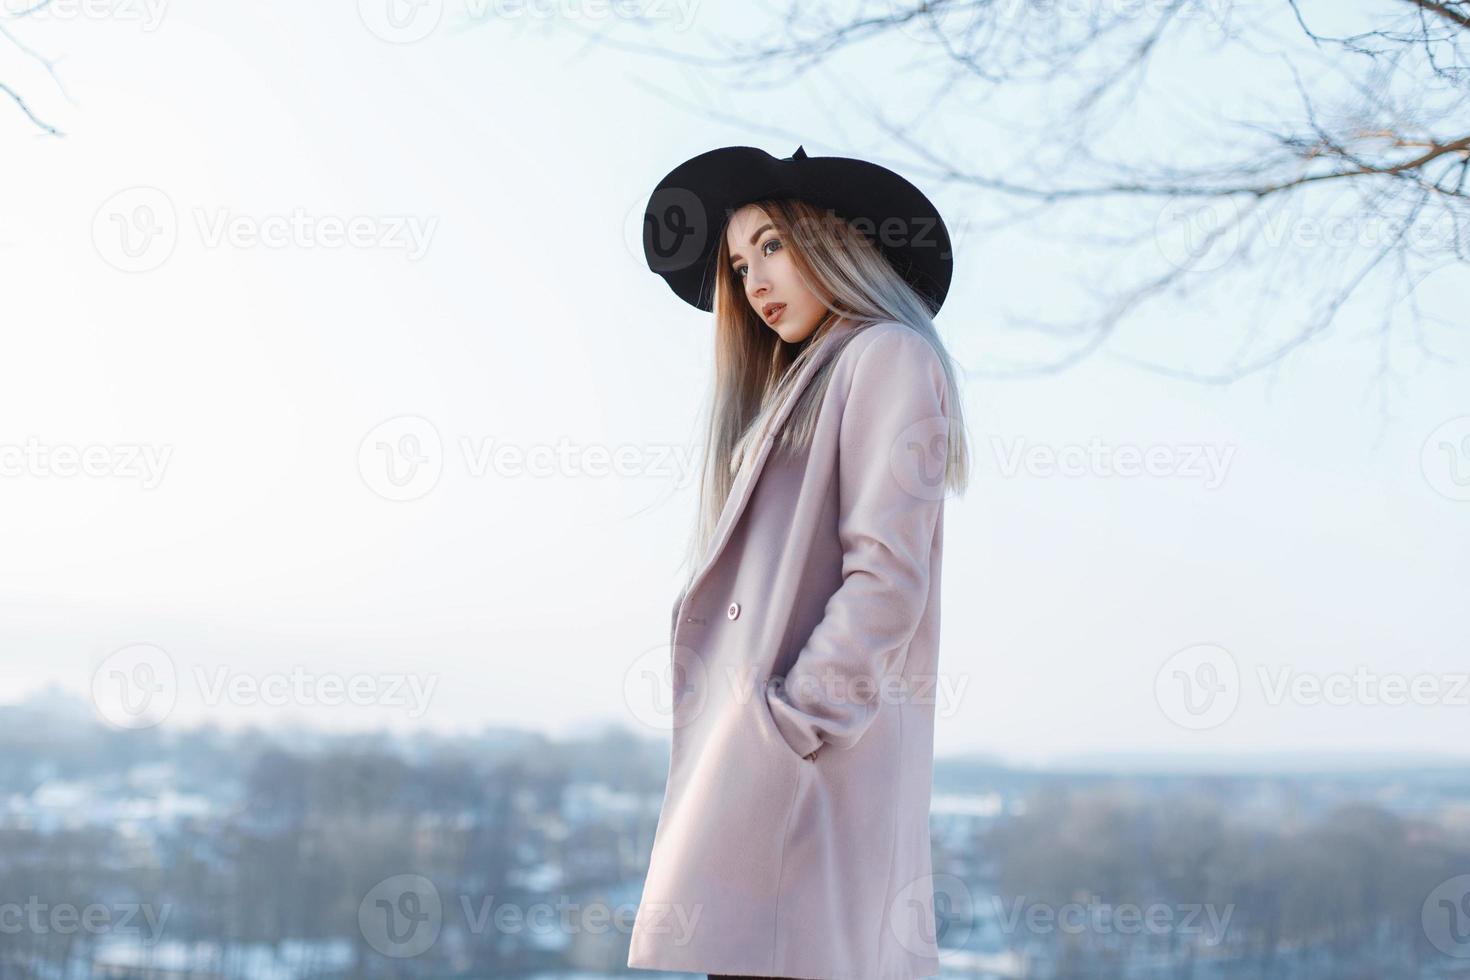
xmin=628 ymin=145 xmax=971 ymax=980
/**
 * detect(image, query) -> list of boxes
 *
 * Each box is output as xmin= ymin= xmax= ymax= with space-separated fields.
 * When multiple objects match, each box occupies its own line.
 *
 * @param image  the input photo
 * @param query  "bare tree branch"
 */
xmin=1402 ymin=0 xmax=1470 ymax=30
xmin=1 ymin=0 xmax=66 ymax=136
xmin=0 ymin=80 xmax=61 ymax=136
xmin=527 ymin=0 xmax=1469 ymax=397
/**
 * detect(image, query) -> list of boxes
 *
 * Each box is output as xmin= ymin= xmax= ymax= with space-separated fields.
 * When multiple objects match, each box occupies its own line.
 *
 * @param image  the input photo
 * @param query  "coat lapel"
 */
xmin=678 ymin=318 xmax=861 ymax=608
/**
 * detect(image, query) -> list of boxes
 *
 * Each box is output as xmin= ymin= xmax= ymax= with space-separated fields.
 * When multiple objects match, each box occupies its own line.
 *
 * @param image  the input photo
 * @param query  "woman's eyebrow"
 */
xmin=728 ymin=223 xmax=775 ymax=266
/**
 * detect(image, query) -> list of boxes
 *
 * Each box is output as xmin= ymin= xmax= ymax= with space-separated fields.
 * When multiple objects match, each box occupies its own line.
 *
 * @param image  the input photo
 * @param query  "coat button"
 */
xmin=727 ymin=602 xmax=740 ymax=620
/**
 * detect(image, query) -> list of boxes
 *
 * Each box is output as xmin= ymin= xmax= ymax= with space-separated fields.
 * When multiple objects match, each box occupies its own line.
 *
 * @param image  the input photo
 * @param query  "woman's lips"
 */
xmin=766 ymin=303 xmax=786 ymax=322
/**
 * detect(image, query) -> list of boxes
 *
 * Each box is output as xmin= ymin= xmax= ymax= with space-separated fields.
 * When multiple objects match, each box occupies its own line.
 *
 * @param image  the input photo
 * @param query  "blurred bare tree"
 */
xmin=983 ymin=783 xmax=1464 ymax=977
xmin=548 ymin=0 xmax=1469 ymax=396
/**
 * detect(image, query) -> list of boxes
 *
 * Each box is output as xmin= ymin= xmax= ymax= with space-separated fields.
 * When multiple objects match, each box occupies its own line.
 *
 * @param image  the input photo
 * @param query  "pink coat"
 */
xmin=627 ymin=319 xmax=950 ymax=980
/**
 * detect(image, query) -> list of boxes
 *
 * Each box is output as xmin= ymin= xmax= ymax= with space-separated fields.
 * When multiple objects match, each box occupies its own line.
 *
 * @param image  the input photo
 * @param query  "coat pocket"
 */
xmin=757 ymin=679 xmax=818 ymax=765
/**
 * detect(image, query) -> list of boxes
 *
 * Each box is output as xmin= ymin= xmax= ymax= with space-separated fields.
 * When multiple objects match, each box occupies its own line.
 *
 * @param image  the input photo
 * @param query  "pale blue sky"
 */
xmin=2 ymin=0 xmax=1465 ymax=764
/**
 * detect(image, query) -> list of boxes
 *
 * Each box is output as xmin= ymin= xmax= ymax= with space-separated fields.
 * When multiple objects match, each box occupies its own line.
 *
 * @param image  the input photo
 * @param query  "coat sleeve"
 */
xmin=765 ymin=327 xmax=949 ymax=758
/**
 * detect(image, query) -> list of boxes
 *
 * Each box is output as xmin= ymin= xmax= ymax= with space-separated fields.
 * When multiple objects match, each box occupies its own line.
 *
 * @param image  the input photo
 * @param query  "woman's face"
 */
xmin=725 ymin=204 xmax=829 ymax=344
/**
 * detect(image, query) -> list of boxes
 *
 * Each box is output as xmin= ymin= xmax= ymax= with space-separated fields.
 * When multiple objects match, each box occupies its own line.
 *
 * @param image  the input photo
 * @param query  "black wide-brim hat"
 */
xmin=642 ymin=145 xmax=953 ymax=315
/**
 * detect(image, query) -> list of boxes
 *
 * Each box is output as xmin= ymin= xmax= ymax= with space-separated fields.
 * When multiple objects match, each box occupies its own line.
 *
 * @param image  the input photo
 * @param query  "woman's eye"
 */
xmin=733 ymin=239 xmax=780 ymax=280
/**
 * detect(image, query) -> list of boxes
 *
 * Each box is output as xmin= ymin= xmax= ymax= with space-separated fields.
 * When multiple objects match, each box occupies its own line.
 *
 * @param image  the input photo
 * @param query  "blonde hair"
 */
xmin=677 ymin=197 xmax=972 ymax=594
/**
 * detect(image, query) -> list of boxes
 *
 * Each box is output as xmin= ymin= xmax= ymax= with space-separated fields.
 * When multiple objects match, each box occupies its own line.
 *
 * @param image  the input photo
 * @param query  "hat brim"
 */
xmin=643 ymin=145 xmax=953 ymax=315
